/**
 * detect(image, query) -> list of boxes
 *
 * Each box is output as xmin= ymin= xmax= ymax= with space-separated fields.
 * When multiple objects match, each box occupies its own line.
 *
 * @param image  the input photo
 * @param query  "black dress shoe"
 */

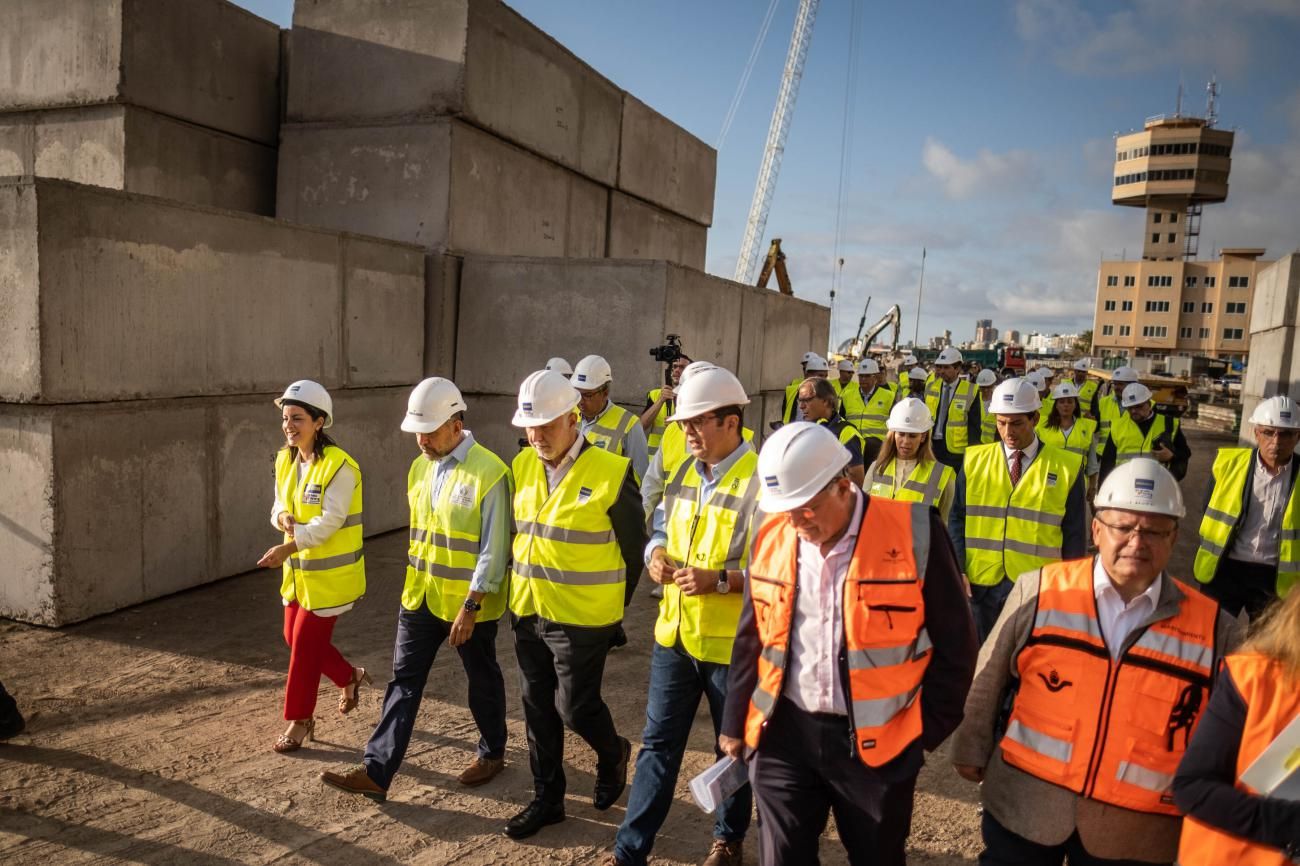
xmin=504 ymin=799 xmax=565 ymax=839
xmin=593 ymin=737 xmax=631 ymax=810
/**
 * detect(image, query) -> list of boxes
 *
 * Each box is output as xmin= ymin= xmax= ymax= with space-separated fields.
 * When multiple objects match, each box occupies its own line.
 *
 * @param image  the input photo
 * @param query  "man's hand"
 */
xmin=258 ymin=541 xmax=296 ymax=569
xmin=718 ymin=734 xmax=744 ymax=761
xmin=276 ymin=511 xmax=296 ymax=536
xmin=648 ymin=548 xmax=677 ymax=585
xmin=660 ymin=385 xmax=676 ymax=403
xmin=449 ymin=605 xmax=476 ymax=648
xmin=953 ymin=763 xmax=985 ymax=783
xmin=674 ymin=567 xmax=717 ymax=596
xmin=1151 ymin=444 xmax=1174 ymax=464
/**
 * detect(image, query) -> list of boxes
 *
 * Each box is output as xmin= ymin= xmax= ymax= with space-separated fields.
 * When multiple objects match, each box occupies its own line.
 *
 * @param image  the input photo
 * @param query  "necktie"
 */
xmin=1009 ymin=450 xmax=1024 ymax=486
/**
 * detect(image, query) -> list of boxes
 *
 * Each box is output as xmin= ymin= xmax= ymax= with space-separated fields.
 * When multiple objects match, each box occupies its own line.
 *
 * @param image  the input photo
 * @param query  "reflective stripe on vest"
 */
xmin=744 ymin=496 xmax=933 ymax=767
xmin=509 ymin=444 xmax=628 ymax=626
xmin=1177 ymin=653 xmax=1300 ymax=866
xmin=925 ymin=378 xmax=976 ymax=453
xmin=848 ymin=383 xmax=896 ymax=440
xmin=869 ymin=458 xmax=954 ymax=508
xmin=275 ymin=445 xmax=365 ymax=611
xmin=1000 ymin=559 xmax=1219 ymax=817
xmin=585 ymin=402 xmax=639 ymax=459
xmin=656 ymin=446 xmax=761 ymax=663
xmin=401 ymin=442 xmax=511 ymax=622
xmin=1109 ymin=411 xmax=1177 ymax=465
xmin=962 ymin=442 xmax=1078 ymax=586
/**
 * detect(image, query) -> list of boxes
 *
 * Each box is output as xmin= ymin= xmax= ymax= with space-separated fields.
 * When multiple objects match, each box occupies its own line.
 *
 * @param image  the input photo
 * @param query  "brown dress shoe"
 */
xmin=457 ymin=756 xmax=505 ymax=787
xmin=320 ymin=765 xmax=388 ymax=802
xmin=701 ymin=838 xmax=743 ymax=866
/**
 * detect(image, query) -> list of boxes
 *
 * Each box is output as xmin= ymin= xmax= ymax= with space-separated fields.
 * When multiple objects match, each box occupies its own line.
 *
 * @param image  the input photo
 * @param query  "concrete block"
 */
xmin=664 ymin=264 xmax=743 ymax=372
xmin=0 ymin=412 xmax=56 ymax=624
xmin=0 ymin=104 xmax=277 ymax=215
xmin=460 ymin=393 xmax=524 ymax=469
xmin=327 ymin=387 xmax=414 ymax=537
xmin=618 ymin=94 xmax=716 ymax=225
xmin=736 ymin=288 xmax=767 ymax=395
xmin=424 ymin=252 xmax=463 ymax=378
xmin=1249 ymin=254 xmax=1300 ymax=332
xmin=0 ymin=0 xmax=281 ymax=145
xmin=276 ymin=119 xmax=607 ymax=256
xmin=286 ymin=0 xmax=621 ymax=186
xmin=608 ymin=191 xmax=708 ymax=270
xmin=1241 ymin=326 xmax=1296 ymax=406
xmin=0 ymin=178 xmax=425 ymax=403
xmin=758 ymin=290 xmax=833 ymax=392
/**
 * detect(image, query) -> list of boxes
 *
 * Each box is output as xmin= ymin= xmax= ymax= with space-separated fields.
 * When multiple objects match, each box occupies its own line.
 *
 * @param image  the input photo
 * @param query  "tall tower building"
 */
xmin=1092 ymin=89 xmax=1268 ymax=364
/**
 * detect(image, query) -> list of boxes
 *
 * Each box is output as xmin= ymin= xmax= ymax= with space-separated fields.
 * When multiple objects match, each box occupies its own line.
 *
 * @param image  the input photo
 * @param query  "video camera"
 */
xmin=649 ymin=334 xmax=684 ymax=365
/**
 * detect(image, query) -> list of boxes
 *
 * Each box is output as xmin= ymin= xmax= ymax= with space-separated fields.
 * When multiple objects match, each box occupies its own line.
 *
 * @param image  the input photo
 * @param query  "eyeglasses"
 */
xmin=796 ymin=395 xmax=823 ymax=405
xmin=678 ymin=414 xmax=721 ymax=433
xmin=1095 ymin=518 xmax=1176 ymax=543
xmin=1257 ymin=427 xmax=1300 ymax=440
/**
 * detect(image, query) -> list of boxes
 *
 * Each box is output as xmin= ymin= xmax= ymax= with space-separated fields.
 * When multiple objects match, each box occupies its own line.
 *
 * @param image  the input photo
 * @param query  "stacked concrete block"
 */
xmin=1242 ymin=252 xmax=1300 ymax=440
xmin=0 ymin=0 xmax=282 ymax=215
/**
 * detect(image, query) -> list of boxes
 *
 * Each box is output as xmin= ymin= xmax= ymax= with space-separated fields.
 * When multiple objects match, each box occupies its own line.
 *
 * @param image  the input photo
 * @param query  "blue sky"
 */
xmin=238 ymin=0 xmax=1300 ymax=348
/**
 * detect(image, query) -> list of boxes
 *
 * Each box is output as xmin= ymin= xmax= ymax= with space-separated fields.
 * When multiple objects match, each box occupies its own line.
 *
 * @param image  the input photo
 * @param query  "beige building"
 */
xmin=1092 ymin=113 xmax=1269 ymax=363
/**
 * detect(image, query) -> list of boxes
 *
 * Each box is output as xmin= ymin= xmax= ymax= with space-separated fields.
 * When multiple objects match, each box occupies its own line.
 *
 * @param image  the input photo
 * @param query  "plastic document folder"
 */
xmin=689 ymin=756 xmax=749 ymax=813
xmin=1240 ymin=713 xmax=1300 ymax=801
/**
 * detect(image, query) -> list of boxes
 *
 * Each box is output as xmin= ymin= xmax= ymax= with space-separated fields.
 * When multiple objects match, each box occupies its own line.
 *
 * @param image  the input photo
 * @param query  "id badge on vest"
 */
xmin=449 ymin=481 xmax=477 ymax=510
xmin=303 ymin=483 xmax=324 ymax=506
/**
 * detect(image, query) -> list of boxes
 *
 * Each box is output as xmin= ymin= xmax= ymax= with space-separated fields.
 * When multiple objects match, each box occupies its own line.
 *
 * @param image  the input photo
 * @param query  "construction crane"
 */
xmin=733 ymin=0 xmax=820 ymax=286
xmin=835 ymin=304 xmax=901 ymax=359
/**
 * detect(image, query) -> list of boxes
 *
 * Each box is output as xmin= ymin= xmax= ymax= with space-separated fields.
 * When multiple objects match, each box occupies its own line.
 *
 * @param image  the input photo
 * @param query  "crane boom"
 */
xmin=835 ymin=304 xmax=901 ymax=358
xmin=733 ymin=0 xmax=820 ymax=286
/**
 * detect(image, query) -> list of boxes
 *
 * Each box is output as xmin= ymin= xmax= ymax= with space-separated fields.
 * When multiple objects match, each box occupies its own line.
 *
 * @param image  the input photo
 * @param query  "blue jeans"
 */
xmin=613 ymin=641 xmax=752 ymax=866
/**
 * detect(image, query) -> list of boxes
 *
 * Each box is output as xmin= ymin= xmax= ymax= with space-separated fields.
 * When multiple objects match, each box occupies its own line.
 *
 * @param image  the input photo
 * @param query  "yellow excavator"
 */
xmin=755 ymin=238 xmax=793 ymax=295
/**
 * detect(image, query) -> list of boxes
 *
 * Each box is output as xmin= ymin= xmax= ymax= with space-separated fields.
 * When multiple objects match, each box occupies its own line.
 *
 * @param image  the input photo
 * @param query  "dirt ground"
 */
xmin=0 ymin=428 xmax=1236 ymax=865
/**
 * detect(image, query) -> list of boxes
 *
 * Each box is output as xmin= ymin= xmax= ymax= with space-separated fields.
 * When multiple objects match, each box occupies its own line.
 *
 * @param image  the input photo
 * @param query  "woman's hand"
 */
xmin=276 ymin=512 xmax=296 ymax=536
xmin=258 ymin=541 xmax=297 ymax=569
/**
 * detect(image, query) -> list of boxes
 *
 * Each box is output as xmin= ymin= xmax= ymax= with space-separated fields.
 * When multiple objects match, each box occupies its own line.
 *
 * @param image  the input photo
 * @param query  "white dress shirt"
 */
xmin=1001 ymin=436 xmax=1041 ymax=478
xmin=785 ymin=488 xmax=865 ymax=716
xmin=1227 ymin=454 xmax=1293 ymax=565
xmin=1093 ymin=557 xmax=1162 ymax=658
xmin=543 ymin=431 xmax=587 ymax=492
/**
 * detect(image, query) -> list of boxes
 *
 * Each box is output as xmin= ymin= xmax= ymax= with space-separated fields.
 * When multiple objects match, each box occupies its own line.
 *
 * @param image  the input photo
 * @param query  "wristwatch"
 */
xmin=462 ymin=598 xmax=482 ymax=612
xmin=715 ymin=570 xmax=730 ymax=594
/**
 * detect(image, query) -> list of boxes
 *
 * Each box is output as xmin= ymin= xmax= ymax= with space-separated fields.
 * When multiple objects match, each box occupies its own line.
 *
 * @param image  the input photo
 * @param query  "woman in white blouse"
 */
xmin=865 ymin=397 xmax=956 ymax=523
xmin=1036 ymin=381 xmax=1100 ymax=499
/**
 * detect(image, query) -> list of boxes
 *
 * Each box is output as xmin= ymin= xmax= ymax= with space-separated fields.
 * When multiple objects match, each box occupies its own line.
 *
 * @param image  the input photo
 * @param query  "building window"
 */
xmin=1142 ymin=326 xmax=1168 ymax=338
xmin=1151 ymin=233 xmax=1160 ymax=244
xmin=1179 ymin=327 xmax=1192 ymax=338
xmin=1185 ymin=276 xmax=1197 ymax=287
xmin=1144 ymin=301 xmax=1170 ymax=312
xmin=1122 ymin=300 xmax=1134 ymax=311
xmin=1119 ymin=325 xmax=1132 ymax=336
xmin=1181 ymin=301 xmax=1195 ymax=313
xmin=1223 ymin=328 xmax=1243 ymax=341
xmin=1199 ymin=327 xmax=1210 ymax=338
xmin=1204 ymin=276 xmax=1216 ymax=287
xmin=1153 ymin=213 xmax=1162 ymax=224
xmin=1102 ymin=325 xmax=1115 ymax=336
xmin=1123 ymin=275 xmax=1135 ymax=287
xmin=1106 ymin=275 xmax=1118 ymax=287
xmin=1104 ymin=300 xmax=1117 ymax=311
xmin=1226 ymin=302 xmax=1247 ymax=314
xmin=1228 ymin=275 xmax=1250 ymax=288
xmin=1143 ymin=275 xmax=1174 ymax=287
xmin=1201 ymin=302 xmax=1214 ymax=313
xmin=1167 ymin=233 xmax=1176 ymax=243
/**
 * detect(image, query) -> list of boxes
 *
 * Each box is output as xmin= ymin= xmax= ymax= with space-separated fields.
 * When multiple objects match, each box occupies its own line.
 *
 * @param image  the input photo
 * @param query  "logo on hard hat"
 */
xmin=1002 ymin=394 xmax=1014 ymax=402
xmin=576 ymin=374 xmax=587 ymax=383
xmin=1283 ymin=411 xmax=1293 ymax=420
xmin=522 ymin=402 xmax=533 ymax=412
xmin=764 ymin=475 xmax=781 ymax=491
xmin=1135 ymin=478 xmax=1155 ymax=491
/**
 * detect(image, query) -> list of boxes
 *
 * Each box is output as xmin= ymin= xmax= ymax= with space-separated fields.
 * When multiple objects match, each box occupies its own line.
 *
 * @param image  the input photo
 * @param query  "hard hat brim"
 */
xmin=756 ymin=451 xmax=851 ymax=513
xmin=511 ymin=394 xmax=580 ymax=428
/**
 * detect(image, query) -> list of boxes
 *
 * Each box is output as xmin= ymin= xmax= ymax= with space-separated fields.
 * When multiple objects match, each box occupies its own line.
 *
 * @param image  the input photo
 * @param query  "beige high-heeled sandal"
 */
xmin=338 ymin=667 xmax=373 ymax=715
xmin=273 ymin=717 xmax=315 ymax=753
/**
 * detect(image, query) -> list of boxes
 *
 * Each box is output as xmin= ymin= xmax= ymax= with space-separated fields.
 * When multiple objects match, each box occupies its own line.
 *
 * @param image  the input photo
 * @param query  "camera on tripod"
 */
xmin=649 ymin=334 xmax=684 ymax=365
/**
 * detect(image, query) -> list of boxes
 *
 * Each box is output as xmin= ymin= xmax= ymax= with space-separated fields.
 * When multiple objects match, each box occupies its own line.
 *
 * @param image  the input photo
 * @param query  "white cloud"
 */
xmin=921 ymin=137 xmax=1040 ymax=200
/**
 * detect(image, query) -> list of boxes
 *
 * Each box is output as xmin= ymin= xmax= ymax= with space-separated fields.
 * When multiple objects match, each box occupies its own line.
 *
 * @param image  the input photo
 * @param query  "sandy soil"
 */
xmin=0 ymin=428 xmax=1234 ymax=865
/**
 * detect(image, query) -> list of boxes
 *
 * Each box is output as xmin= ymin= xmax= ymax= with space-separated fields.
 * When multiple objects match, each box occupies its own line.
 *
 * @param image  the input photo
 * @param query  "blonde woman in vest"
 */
xmin=866 ymin=397 xmax=956 ymax=523
xmin=258 ymin=380 xmax=368 ymax=753
xmin=1037 ymin=381 xmax=1099 ymax=499
xmin=1174 ymin=590 xmax=1300 ymax=865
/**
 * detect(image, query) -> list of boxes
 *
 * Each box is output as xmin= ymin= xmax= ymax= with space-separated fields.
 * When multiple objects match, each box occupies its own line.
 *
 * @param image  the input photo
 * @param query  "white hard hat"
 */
xmin=837 ymin=359 xmax=855 ymax=373
xmin=1073 ymin=359 xmax=1091 ymax=371
xmin=1025 ymin=370 xmax=1046 ymax=391
xmin=1121 ymin=382 xmax=1153 ymax=409
xmin=1094 ymin=457 xmax=1185 ymax=519
xmin=908 ymin=366 xmax=928 ymax=382
xmin=544 ymin=357 xmax=573 ymax=377
xmin=679 ymin=360 xmax=718 ymax=385
xmin=512 ymin=369 xmax=579 ymax=427
xmin=858 ymin=358 xmax=880 ymax=375
xmin=572 ymin=354 xmax=612 ymax=390
xmin=1112 ymin=365 xmax=1140 ymax=384
xmin=756 ymin=422 xmax=850 ymax=512
xmin=275 ymin=380 xmax=334 ymax=428
xmin=975 ymin=369 xmax=997 ymax=387
xmin=1249 ymin=395 xmax=1300 ymax=429
xmin=887 ymin=397 xmax=934 ymax=433
xmin=935 ymin=347 xmax=963 ymax=366
xmin=903 ymin=354 xmax=919 ymax=365
xmin=991 ymin=378 xmax=1041 ymax=414
xmin=667 ymin=366 xmax=750 ymax=421
xmin=804 ymin=354 xmax=829 ymax=373
xmin=401 ymin=377 xmax=467 ymax=433
xmin=801 ymin=351 xmax=819 ymax=366
xmin=1050 ymin=381 xmax=1080 ymax=400
xmin=1042 ymin=368 xmax=1056 ymax=380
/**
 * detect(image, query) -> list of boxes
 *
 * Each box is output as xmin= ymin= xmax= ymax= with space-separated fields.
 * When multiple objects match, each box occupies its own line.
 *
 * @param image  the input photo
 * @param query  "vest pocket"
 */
xmin=1000 ymin=703 xmax=1076 ymax=782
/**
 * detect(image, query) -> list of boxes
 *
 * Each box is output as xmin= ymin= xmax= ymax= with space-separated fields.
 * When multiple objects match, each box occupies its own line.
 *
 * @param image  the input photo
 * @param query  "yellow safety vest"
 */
xmin=584 ymin=402 xmax=639 ymax=458
xmin=818 ymin=416 xmax=864 ymax=453
xmin=1076 ymin=378 xmax=1099 ymax=416
xmin=659 ymin=421 xmax=755 ymax=479
xmin=783 ymin=378 xmax=801 ymax=424
xmin=925 ymin=377 xmax=977 ymax=454
xmin=1109 ymin=411 xmax=1178 ymax=466
xmin=509 ymin=445 xmax=629 ymax=627
xmin=1036 ymin=416 xmax=1098 ymax=474
xmin=848 ymin=383 xmax=896 ymax=441
xmin=274 ymin=446 xmax=365 ymax=611
xmin=1194 ymin=448 xmax=1300 ymax=597
xmin=645 ymin=388 xmax=670 ymax=456
xmin=869 ymin=458 xmax=954 ymax=508
xmin=657 ymin=447 xmax=760 ymax=664
xmin=978 ymin=397 xmax=997 ymax=445
xmin=402 ymin=442 xmax=512 ymax=622
xmin=962 ymin=442 xmax=1078 ymax=586
xmin=1097 ymin=395 xmax=1123 ymax=445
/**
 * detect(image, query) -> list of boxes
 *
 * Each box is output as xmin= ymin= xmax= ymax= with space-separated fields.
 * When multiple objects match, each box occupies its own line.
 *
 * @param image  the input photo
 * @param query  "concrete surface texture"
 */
xmin=0 ymin=179 xmax=425 ymax=403
xmin=607 ymin=191 xmax=708 ymax=271
xmin=618 ymin=94 xmax=718 ymax=226
xmin=0 ymin=0 xmax=281 ymax=146
xmin=287 ymin=0 xmax=623 ymax=187
xmin=0 ymin=387 xmax=413 ymax=627
xmin=0 ymin=104 xmax=277 ymax=215
xmin=1243 ymin=254 xmax=1300 ymax=442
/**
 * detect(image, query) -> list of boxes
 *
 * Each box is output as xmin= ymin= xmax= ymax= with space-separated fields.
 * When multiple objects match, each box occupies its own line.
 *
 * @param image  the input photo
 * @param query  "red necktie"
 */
xmin=1009 ymin=450 xmax=1024 ymax=486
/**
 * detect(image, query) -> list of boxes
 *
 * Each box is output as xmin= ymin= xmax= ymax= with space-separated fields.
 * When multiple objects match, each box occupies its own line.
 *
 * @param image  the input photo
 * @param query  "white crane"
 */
xmin=733 ymin=0 xmax=820 ymax=286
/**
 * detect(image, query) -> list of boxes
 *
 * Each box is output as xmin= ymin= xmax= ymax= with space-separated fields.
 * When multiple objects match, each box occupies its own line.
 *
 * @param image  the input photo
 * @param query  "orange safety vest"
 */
xmin=1000 ymin=558 xmax=1220 ymax=816
xmin=744 ymin=496 xmax=934 ymax=767
xmin=1177 ymin=653 xmax=1300 ymax=866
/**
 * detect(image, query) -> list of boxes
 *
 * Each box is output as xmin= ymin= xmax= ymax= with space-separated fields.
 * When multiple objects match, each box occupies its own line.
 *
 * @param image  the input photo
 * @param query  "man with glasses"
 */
xmin=573 ymin=354 xmax=650 ymax=484
xmin=604 ymin=367 xmax=760 ymax=866
xmin=952 ymin=458 xmax=1241 ymax=866
xmin=797 ymin=377 xmax=868 ymax=486
xmin=641 ymin=354 xmax=693 ymax=459
xmin=1194 ymin=394 xmax=1300 ymax=618
xmin=719 ymin=422 xmax=976 ymax=866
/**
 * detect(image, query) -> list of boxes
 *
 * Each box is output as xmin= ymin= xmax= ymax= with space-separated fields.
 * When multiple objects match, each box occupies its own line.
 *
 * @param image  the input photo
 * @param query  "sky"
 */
xmin=238 ymin=0 xmax=1300 ymax=349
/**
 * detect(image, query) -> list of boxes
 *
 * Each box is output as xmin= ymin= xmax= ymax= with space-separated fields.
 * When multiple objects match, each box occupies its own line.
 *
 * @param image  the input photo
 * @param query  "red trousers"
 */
xmin=282 ymin=602 xmax=354 ymax=720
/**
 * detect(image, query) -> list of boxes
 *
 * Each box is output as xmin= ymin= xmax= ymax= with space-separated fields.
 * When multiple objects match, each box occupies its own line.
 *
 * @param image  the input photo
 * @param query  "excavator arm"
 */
xmin=755 ymin=239 xmax=793 ymax=295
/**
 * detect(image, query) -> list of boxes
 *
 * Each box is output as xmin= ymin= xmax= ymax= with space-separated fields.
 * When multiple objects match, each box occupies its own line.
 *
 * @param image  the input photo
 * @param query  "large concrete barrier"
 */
xmin=607 ymin=191 xmax=707 ymax=270
xmin=0 ymin=0 xmax=281 ymax=146
xmin=277 ymin=119 xmax=608 ymax=256
xmin=0 ymin=179 xmax=425 ymax=403
xmin=0 ymin=104 xmax=277 ymax=215
xmin=286 ymin=0 xmax=622 ymax=187
xmin=1242 ymin=254 xmax=1300 ymax=443
xmin=617 ymin=95 xmax=716 ymax=226
xmin=0 ymin=387 xmax=413 ymax=627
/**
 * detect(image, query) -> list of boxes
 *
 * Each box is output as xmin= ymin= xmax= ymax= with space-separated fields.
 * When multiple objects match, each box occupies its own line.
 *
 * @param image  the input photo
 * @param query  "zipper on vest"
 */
xmin=1082 ymin=659 xmax=1119 ymax=798
xmin=867 ymin=604 xmax=916 ymax=629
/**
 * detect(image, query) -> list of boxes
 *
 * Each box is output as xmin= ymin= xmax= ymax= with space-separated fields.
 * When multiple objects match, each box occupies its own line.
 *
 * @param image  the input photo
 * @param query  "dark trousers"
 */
xmin=970 ymin=577 xmax=1015 ymax=644
xmin=614 ymin=642 xmax=752 ymax=866
xmin=932 ymin=437 xmax=964 ymax=470
xmin=862 ymin=436 xmax=883 ymax=469
xmin=512 ymin=613 xmax=623 ymax=805
xmin=1200 ymin=557 xmax=1279 ymax=620
xmin=979 ymin=812 xmax=1160 ymax=866
xmin=363 ymin=604 xmax=507 ymax=790
xmin=750 ymin=698 xmax=917 ymax=866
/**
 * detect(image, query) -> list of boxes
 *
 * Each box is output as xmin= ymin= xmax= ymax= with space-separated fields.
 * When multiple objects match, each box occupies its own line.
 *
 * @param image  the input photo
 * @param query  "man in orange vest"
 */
xmin=951 ymin=458 xmax=1244 ymax=865
xmin=719 ymin=422 xmax=976 ymax=866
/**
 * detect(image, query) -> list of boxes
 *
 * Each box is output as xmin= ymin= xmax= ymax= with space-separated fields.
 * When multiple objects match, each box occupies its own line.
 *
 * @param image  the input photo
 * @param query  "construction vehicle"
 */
xmin=834 ymin=304 xmax=901 ymax=360
xmin=1090 ymin=368 xmax=1191 ymax=416
xmin=755 ymin=239 xmax=793 ymax=295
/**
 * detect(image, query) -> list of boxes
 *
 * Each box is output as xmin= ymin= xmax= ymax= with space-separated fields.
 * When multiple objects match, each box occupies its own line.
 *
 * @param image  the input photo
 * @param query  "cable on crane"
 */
xmin=716 ymin=0 xmax=783 ymax=151
xmin=827 ymin=0 xmax=862 ymax=350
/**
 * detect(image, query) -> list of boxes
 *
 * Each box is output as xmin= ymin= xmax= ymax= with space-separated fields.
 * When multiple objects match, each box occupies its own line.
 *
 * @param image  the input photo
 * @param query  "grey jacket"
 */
xmin=950 ymin=562 xmax=1244 ymax=863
